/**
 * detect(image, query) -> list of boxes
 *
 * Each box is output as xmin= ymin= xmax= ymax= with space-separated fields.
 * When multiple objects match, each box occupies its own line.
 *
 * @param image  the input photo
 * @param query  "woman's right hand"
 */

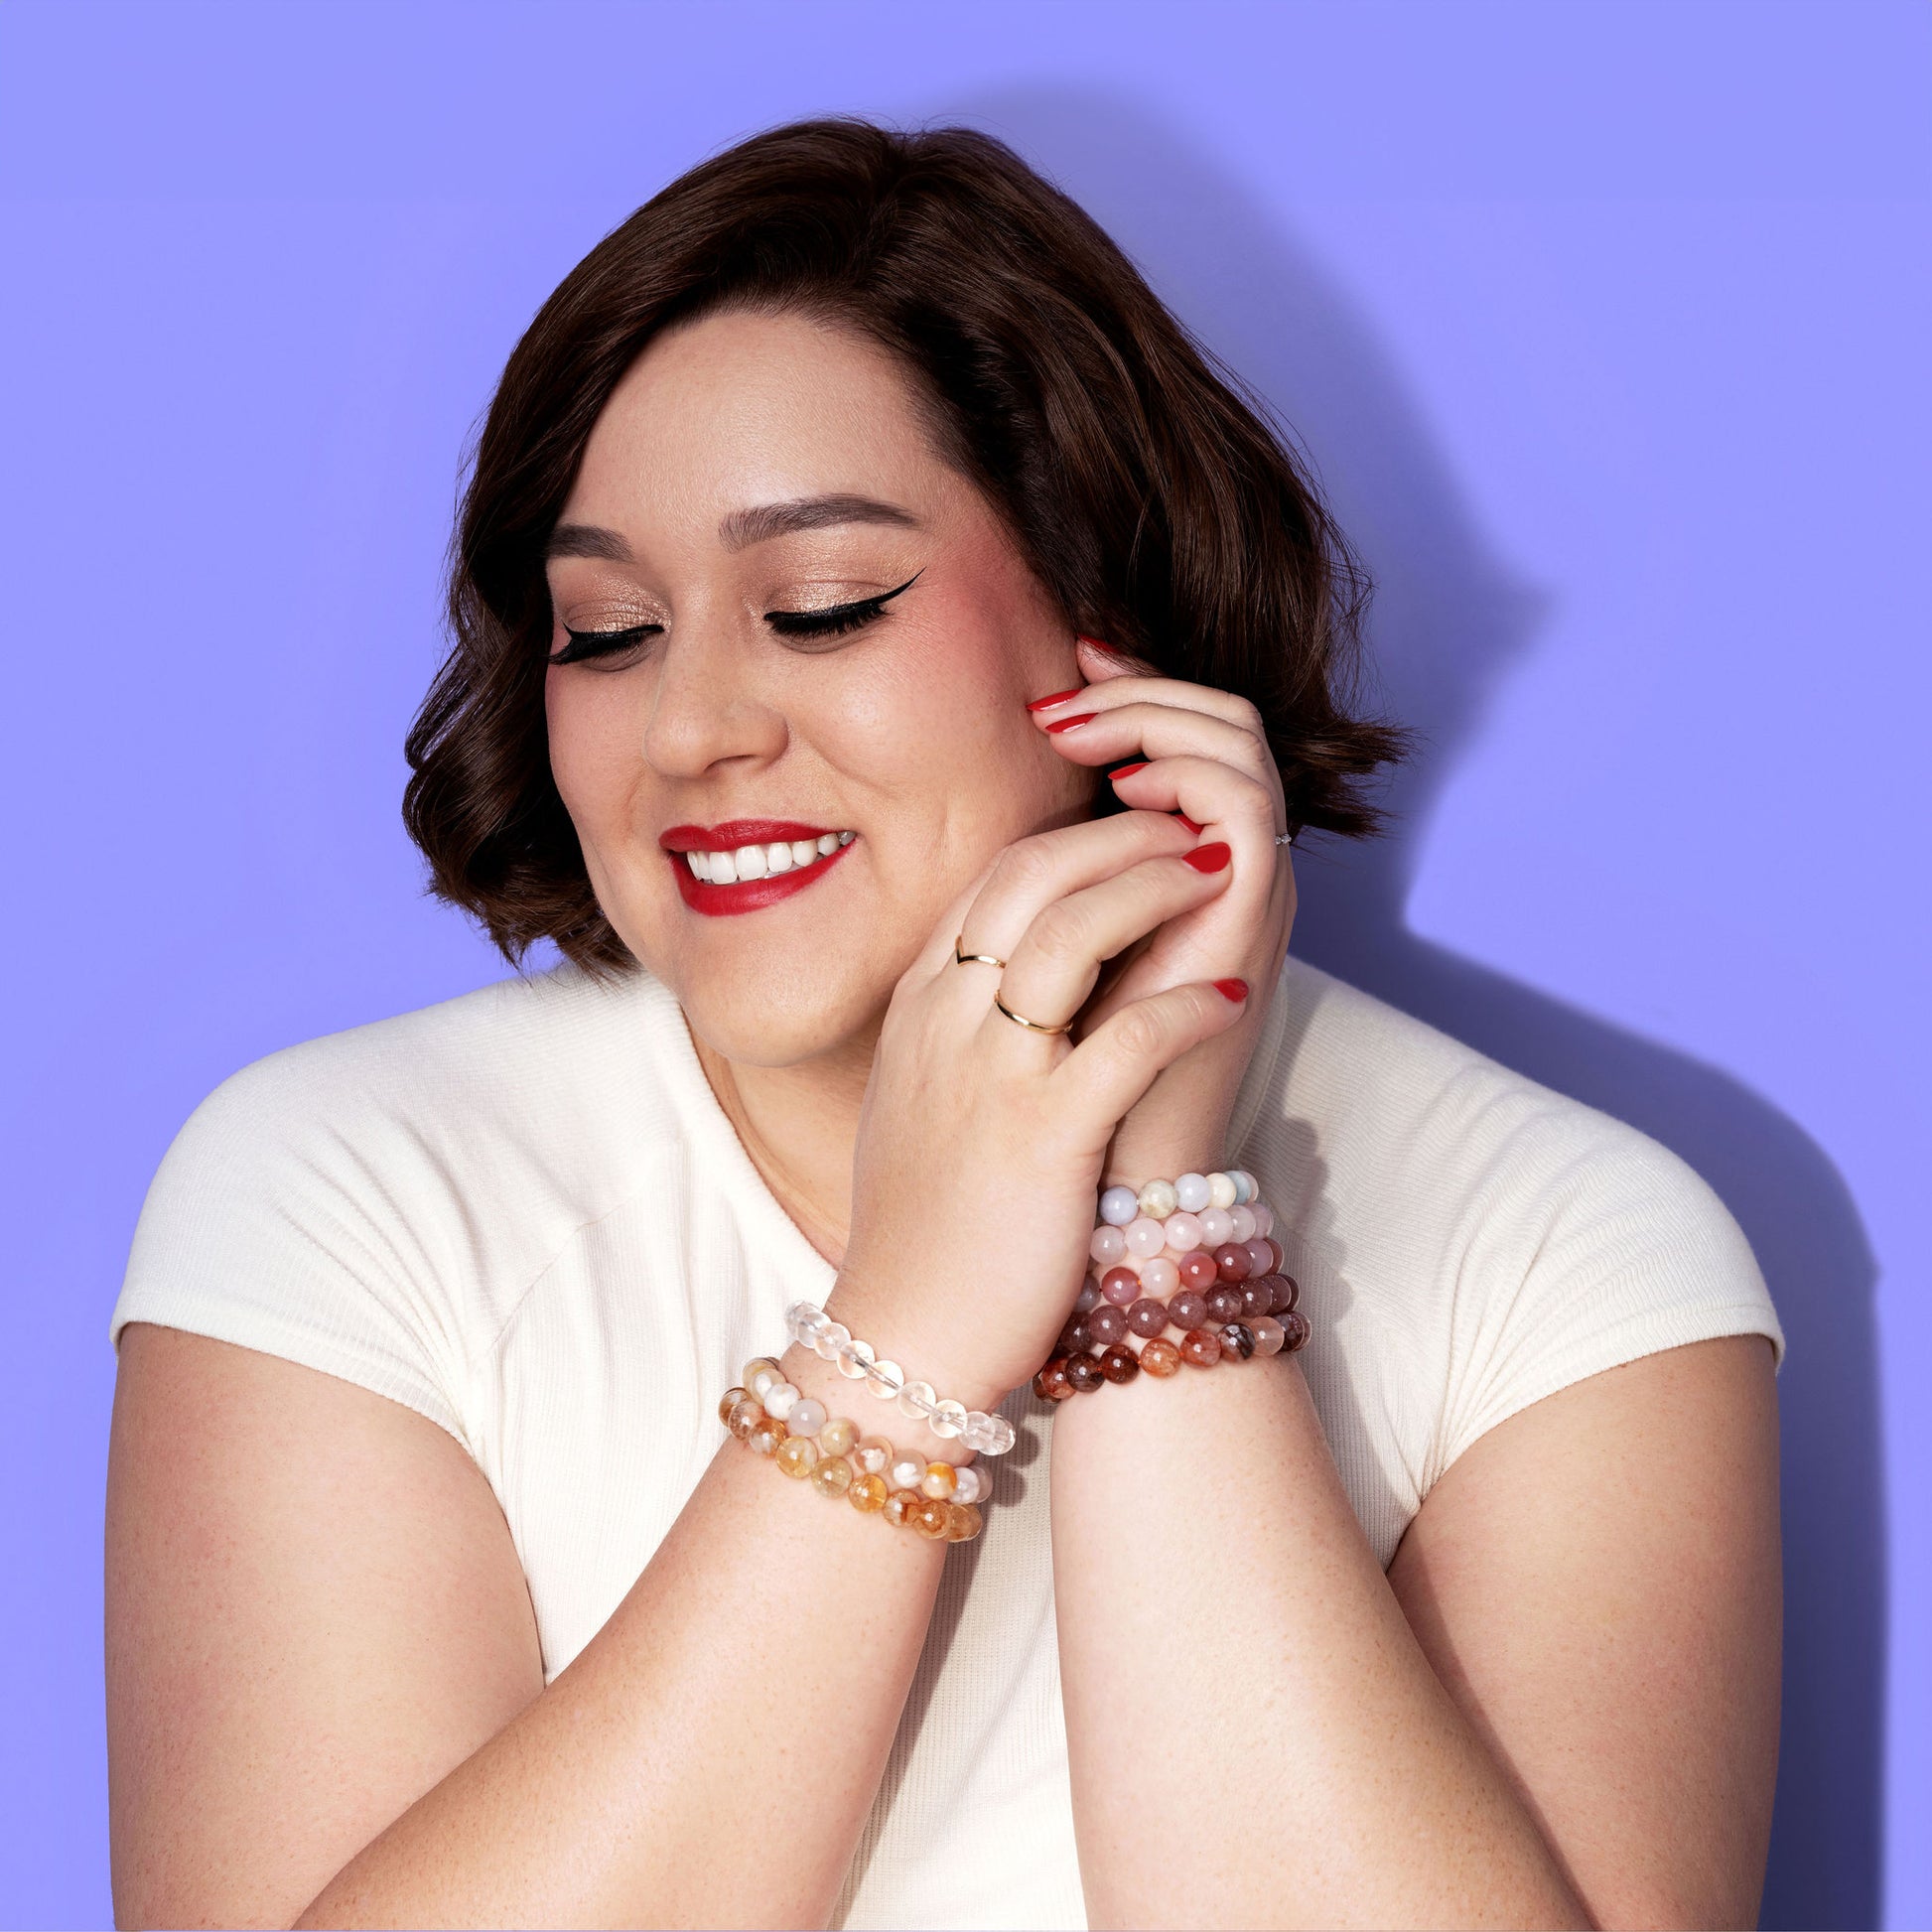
xmin=825 ymin=808 xmax=1252 ymax=1412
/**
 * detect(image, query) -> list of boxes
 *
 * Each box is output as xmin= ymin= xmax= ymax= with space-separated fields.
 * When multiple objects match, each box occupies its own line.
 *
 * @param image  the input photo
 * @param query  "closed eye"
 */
xmin=764 ymin=570 xmax=923 ymax=645
xmin=550 ymin=621 xmax=663 ymax=667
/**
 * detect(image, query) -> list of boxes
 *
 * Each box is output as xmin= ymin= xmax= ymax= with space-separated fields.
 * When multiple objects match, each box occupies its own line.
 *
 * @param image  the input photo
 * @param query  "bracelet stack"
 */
xmin=1032 ymin=1169 xmax=1309 ymax=1401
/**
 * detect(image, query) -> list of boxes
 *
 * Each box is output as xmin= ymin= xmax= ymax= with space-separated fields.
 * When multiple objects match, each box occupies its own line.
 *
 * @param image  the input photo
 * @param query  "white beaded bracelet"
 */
xmin=783 ymin=1300 xmax=1018 ymax=1455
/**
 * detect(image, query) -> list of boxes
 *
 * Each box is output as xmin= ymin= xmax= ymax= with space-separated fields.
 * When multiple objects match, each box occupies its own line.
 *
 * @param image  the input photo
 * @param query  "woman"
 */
xmin=105 ymin=120 xmax=1784 ymax=1930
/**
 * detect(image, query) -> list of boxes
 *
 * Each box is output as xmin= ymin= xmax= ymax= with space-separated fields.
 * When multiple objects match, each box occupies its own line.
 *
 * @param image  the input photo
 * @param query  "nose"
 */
xmin=639 ymin=618 xmax=788 ymax=781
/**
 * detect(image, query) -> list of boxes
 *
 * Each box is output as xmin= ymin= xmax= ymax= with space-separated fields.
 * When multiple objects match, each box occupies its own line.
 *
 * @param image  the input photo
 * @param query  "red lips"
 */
xmin=659 ymin=820 xmax=854 ymax=916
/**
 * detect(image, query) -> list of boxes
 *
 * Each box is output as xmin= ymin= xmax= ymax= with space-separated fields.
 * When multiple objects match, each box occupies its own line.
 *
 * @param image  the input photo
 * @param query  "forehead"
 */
xmin=565 ymin=309 xmax=953 ymax=537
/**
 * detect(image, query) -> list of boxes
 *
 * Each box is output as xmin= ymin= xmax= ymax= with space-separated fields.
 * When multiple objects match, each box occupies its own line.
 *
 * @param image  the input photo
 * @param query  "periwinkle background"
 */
xmin=2 ymin=3 xmax=1924 ymax=1925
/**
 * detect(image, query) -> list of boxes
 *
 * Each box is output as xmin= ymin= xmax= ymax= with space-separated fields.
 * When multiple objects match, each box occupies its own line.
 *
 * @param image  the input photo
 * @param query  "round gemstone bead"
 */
xmin=1205 ymin=1286 xmax=1244 ymax=1324
xmin=1127 ymin=1297 xmax=1172 ymax=1338
xmin=812 ymin=1320 xmax=852 ymax=1362
xmin=1089 ymin=1224 xmax=1129 ymax=1266
xmin=946 ymin=1502 xmax=984 ymax=1541
xmin=788 ymin=1396 xmax=827 ymax=1439
xmin=1239 ymin=1281 xmax=1273 ymax=1320
xmin=1228 ymin=1205 xmax=1257 ymax=1243
xmin=1087 ymin=1305 xmax=1127 ymax=1346
xmin=911 ymin=1496 xmax=954 ymax=1539
xmin=763 ymin=1381 xmax=801 ymax=1420
xmin=1251 ymin=1315 xmax=1286 ymax=1355
xmin=1231 ymin=1170 xmax=1259 ymax=1204
xmin=718 ymin=1387 xmax=749 ymax=1425
xmin=1174 ymin=1172 xmax=1211 ymax=1212
xmin=1138 ymin=1255 xmax=1179 ymax=1298
xmin=890 ymin=1453 xmax=926 ymax=1491
xmin=863 ymin=1358 xmax=904 ymax=1400
xmin=854 ymin=1435 xmax=894 ymax=1475
xmin=1206 ymin=1172 xmax=1238 ymax=1210
xmin=775 ymin=1435 xmax=819 ymax=1478
xmin=1033 ymin=1358 xmax=1074 ymax=1401
xmin=848 ymin=1471 xmax=889 ymax=1512
xmin=1198 ymin=1206 xmax=1234 ymax=1247
xmin=743 ymin=1357 xmax=783 ymax=1399
xmin=1179 ymin=1327 xmax=1223 ymax=1368
xmin=836 ymin=1336 xmax=876 ymax=1379
xmin=929 ymin=1398 xmax=967 ymax=1440
xmin=882 ymin=1489 xmax=918 ymax=1527
xmin=1064 ymin=1355 xmax=1106 ymax=1393
xmin=727 ymin=1396 xmax=764 ymax=1439
xmin=1281 ymin=1309 xmax=1311 ymax=1351
xmin=1220 ymin=1321 xmax=1257 ymax=1360
xmin=1243 ymin=1237 xmax=1275 ymax=1279
xmin=1264 ymin=1236 xmax=1286 ymax=1274
xmin=811 ymin=1454 xmax=855 ymax=1497
xmin=747 ymin=1419 xmax=787 ymax=1456
xmin=819 ymin=1416 xmax=858 ymax=1456
xmin=1178 ymin=1250 xmax=1220 ymax=1292
xmin=1124 ymin=1216 xmax=1167 ymax=1259
xmin=1059 ymin=1317 xmax=1092 ymax=1354
xmin=1140 ymin=1336 xmax=1182 ymax=1377
xmin=1162 ymin=1211 xmax=1204 ymax=1255
xmin=1098 ymin=1343 xmax=1140 ymax=1384
xmin=1169 ymin=1289 xmax=1209 ymax=1331
xmin=1213 ymin=1242 xmax=1253 ymax=1283
xmin=921 ymin=1461 xmax=958 ymax=1499
xmin=1273 ymin=1275 xmax=1302 ymax=1314
xmin=965 ymin=1412 xmax=1015 ymax=1454
xmin=1250 ymin=1202 xmax=1275 ymax=1238
xmin=1074 ymin=1279 xmax=1102 ymax=1314
xmin=952 ymin=1463 xmax=984 ymax=1505
xmin=897 ymin=1379 xmax=937 ymax=1421
xmin=1099 ymin=1184 xmax=1141 ymax=1226
xmin=1138 ymin=1178 xmax=1179 ymax=1220
xmin=1101 ymin=1266 xmax=1140 ymax=1307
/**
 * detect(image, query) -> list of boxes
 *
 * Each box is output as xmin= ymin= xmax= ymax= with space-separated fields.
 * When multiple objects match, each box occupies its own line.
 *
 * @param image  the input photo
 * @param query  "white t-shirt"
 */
xmin=109 ymin=955 xmax=1784 ymax=1931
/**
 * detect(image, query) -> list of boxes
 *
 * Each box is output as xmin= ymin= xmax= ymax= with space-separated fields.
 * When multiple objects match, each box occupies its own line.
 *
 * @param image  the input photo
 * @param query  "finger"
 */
xmin=1040 ymin=699 xmax=1281 ymax=793
xmin=1032 ymin=645 xmax=1270 ymax=738
xmin=953 ymin=809 xmax=1196 ymax=965
xmin=1053 ymin=979 xmax=1251 ymax=1123
xmin=992 ymin=844 xmax=1236 ymax=1036
xmin=1107 ymin=754 xmax=1283 ymax=853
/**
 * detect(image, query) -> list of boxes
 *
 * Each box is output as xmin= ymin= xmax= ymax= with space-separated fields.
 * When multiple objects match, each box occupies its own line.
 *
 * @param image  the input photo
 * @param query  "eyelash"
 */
xmin=550 ymin=569 xmax=924 ymax=666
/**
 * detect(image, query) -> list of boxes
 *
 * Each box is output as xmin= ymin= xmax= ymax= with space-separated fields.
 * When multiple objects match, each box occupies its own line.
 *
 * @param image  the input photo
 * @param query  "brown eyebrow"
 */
xmin=546 ymin=523 xmax=633 ymax=562
xmin=718 ymin=493 xmax=920 ymax=552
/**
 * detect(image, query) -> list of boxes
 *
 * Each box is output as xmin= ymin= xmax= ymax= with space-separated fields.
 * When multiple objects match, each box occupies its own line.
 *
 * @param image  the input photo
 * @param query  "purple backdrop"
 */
xmin=3 ymin=4 xmax=1925 ymax=1926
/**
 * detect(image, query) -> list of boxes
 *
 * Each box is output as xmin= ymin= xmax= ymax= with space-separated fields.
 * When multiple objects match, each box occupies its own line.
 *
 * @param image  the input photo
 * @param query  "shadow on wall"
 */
xmin=958 ymin=90 xmax=1885 ymax=1931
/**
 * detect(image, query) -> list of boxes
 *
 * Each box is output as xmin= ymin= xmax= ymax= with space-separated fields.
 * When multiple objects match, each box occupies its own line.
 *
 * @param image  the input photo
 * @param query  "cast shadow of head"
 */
xmin=945 ymin=89 xmax=1881 ymax=1931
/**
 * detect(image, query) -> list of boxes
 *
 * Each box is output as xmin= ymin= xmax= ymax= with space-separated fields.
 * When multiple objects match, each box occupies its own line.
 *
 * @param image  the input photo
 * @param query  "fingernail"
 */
xmin=1183 ymin=842 xmax=1232 ymax=873
xmin=1214 ymin=978 xmax=1250 ymax=1003
xmin=1074 ymin=633 xmax=1120 ymax=656
xmin=1044 ymin=712 xmax=1096 ymax=735
xmin=1108 ymin=760 xmax=1149 ymax=779
xmin=1027 ymin=687 xmax=1085 ymax=712
xmin=1174 ymin=813 xmax=1203 ymax=835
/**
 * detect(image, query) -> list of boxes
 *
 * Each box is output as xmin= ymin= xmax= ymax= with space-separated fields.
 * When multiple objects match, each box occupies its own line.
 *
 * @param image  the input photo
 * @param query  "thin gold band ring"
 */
xmin=954 ymin=935 xmax=1008 ymax=969
xmin=993 ymin=992 xmax=1074 ymax=1036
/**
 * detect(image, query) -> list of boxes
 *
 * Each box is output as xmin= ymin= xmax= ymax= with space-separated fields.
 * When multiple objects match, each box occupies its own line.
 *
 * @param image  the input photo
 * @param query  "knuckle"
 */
xmin=1111 ymin=1004 xmax=1171 ymax=1063
xmin=993 ymin=836 xmax=1060 ymax=898
xmin=1028 ymin=899 xmax=1092 ymax=965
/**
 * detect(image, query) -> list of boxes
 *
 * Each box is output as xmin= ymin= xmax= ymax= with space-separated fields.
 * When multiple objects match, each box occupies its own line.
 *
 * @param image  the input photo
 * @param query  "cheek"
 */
xmin=544 ymin=671 xmax=638 ymax=834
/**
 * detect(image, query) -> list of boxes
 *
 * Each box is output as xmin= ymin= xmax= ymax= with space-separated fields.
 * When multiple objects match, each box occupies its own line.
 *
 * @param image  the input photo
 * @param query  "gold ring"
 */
xmin=954 ymin=934 xmax=1007 ymax=969
xmin=993 ymin=992 xmax=1073 ymax=1035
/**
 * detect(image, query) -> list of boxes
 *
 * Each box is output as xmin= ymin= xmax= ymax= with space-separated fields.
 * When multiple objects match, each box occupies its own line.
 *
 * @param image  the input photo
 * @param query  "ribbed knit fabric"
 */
xmin=109 ymin=955 xmax=1783 ymax=1930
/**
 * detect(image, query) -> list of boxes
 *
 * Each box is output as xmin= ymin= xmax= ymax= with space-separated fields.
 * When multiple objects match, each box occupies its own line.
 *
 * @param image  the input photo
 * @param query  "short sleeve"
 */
xmin=1434 ymin=1121 xmax=1785 ymax=1478
xmin=109 ymin=1045 xmax=475 ymax=1449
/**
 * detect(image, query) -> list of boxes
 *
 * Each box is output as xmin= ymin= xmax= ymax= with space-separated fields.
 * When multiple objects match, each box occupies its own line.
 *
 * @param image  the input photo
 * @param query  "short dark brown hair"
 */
xmin=404 ymin=117 xmax=1406 ymax=974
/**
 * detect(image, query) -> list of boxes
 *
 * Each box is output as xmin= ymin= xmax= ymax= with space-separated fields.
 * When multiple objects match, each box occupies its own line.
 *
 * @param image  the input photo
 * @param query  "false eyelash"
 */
xmin=550 ymin=621 xmax=662 ymax=666
xmin=764 ymin=569 xmax=924 ymax=642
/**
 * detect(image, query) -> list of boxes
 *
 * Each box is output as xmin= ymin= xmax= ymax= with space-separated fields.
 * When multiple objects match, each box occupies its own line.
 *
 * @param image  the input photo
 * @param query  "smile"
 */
xmin=659 ymin=819 xmax=857 ymax=916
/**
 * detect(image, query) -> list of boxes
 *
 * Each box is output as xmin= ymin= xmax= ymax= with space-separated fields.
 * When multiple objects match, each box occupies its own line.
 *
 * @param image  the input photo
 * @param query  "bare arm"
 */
xmin=1050 ymin=1332 xmax=1780 ymax=1929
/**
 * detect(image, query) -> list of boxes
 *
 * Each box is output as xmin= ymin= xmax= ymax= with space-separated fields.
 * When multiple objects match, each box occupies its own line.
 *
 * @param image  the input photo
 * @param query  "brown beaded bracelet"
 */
xmin=1032 ymin=1280 xmax=1311 ymax=1403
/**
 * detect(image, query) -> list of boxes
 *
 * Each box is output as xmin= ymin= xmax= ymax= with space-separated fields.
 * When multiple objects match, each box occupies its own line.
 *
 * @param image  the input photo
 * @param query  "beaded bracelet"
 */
xmin=719 ymin=1373 xmax=985 ymax=1541
xmin=783 ymin=1300 xmax=1017 ymax=1455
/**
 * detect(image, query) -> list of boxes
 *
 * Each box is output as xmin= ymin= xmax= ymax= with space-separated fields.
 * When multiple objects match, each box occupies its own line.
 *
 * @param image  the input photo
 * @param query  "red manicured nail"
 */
xmin=1108 ymin=760 xmax=1149 ymax=779
xmin=1214 ymin=978 xmax=1251 ymax=1003
xmin=1174 ymin=813 xmax=1204 ymax=835
xmin=1027 ymin=687 xmax=1085 ymax=712
xmin=1183 ymin=842 xmax=1232 ymax=873
xmin=1044 ymin=712 xmax=1096 ymax=734
xmin=1074 ymin=633 xmax=1118 ymax=655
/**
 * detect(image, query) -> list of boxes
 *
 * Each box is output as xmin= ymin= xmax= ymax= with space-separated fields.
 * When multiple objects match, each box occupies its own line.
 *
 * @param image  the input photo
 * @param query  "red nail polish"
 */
xmin=1074 ymin=633 xmax=1117 ymax=654
xmin=1183 ymin=842 xmax=1232 ymax=873
xmin=1174 ymin=813 xmax=1204 ymax=835
xmin=1027 ymin=687 xmax=1085 ymax=712
xmin=1108 ymin=760 xmax=1149 ymax=779
xmin=1044 ymin=712 xmax=1096 ymax=734
xmin=1213 ymin=978 xmax=1250 ymax=1003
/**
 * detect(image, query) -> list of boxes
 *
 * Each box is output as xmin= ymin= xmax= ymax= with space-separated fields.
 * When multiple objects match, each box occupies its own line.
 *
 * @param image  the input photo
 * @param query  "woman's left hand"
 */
xmin=1030 ymin=634 xmax=1296 ymax=1183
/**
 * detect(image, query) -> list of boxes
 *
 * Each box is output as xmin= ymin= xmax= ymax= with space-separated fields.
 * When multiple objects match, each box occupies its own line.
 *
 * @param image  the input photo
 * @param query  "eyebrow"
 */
xmin=546 ymin=493 xmax=920 ymax=566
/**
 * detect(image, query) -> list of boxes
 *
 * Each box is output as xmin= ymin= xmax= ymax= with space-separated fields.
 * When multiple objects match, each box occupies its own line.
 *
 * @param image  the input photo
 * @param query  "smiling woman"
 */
xmin=104 ymin=119 xmax=1784 ymax=1932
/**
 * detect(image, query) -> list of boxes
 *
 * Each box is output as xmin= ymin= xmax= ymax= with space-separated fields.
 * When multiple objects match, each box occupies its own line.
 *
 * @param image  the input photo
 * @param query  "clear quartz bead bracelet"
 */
xmin=784 ymin=1301 xmax=1017 ymax=1455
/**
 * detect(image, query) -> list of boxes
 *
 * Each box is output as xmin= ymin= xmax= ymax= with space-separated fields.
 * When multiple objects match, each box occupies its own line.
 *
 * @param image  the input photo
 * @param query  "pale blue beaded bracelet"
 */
xmin=783 ymin=1300 xmax=1018 ymax=1455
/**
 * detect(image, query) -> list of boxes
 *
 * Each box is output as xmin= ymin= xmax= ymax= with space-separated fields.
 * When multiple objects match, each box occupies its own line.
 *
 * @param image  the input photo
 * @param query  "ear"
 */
xmin=1074 ymin=632 xmax=1147 ymax=686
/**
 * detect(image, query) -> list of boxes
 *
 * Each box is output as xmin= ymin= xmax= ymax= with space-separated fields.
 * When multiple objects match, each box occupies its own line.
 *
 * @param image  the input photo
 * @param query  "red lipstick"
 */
xmin=659 ymin=820 xmax=855 ymax=916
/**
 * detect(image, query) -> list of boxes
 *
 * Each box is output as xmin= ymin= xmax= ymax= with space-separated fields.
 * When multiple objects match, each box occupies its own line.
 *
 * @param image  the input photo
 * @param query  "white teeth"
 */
xmin=686 ymin=851 xmax=710 ymax=882
xmin=736 ymin=844 xmax=768 ymax=881
xmin=764 ymin=841 xmax=794 ymax=874
xmin=710 ymin=848 xmax=738 ymax=884
xmin=690 ymin=832 xmax=853 ymax=886
xmin=838 ymin=830 xmax=854 ymax=846
xmin=791 ymin=839 xmax=817 ymax=868
xmin=816 ymin=833 xmax=839 ymax=856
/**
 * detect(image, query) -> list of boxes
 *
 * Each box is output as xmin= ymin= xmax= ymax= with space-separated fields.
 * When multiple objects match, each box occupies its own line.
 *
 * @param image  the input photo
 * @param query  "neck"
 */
xmin=690 ymin=1021 xmax=878 ymax=1268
